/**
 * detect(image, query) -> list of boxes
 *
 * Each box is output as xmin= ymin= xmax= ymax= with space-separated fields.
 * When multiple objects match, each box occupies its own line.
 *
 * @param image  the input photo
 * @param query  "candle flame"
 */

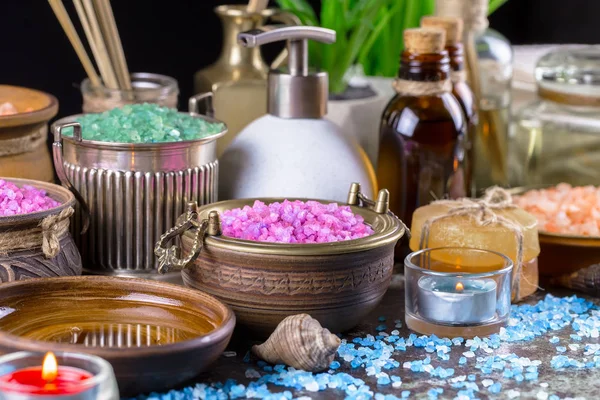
xmin=455 ymin=282 xmax=464 ymax=292
xmin=42 ymin=352 xmax=58 ymax=382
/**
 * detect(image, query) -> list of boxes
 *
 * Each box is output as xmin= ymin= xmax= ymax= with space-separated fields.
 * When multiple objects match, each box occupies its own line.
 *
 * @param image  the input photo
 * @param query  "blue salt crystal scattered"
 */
xmin=525 ymin=371 xmax=539 ymax=381
xmin=377 ymin=375 xmax=391 ymax=385
xmin=489 ymin=382 xmax=502 ymax=394
xmin=459 ymin=357 xmax=467 ymax=365
xmin=378 ymin=316 xmax=386 ymax=322
xmin=467 ymin=374 xmax=476 ymax=381
xmin=549 ymin=336 xmax=559 ymax=344
xmin=401 ymin=391 xmax=410 ymax=398
xmin=329 ymin=361 xmax=341 ymax=370
xmin=376 ymin=324 xmax=387 ymax=332
xmin=556 ymin=346 xmax=567 ymax=353
xmin=571 ymin=334 xmax=582 ymax=341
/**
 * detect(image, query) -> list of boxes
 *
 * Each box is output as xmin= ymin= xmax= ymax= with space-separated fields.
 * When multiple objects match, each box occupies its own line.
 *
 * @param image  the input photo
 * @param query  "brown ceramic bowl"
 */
xmin=165 ymin=192 xmax=405 ymax=337
xmin=0 ymin=177 xmax=81 ymax=282
xmin=0 ymin=86 xmax=59 ymax=182
xmin=0 ymin=276 xmax=236 ymax=395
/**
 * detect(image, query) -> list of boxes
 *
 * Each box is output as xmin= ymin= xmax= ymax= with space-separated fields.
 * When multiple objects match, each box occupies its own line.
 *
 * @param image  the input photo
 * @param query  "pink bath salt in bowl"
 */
xmin=220 ymin=200 xmax=374 ymax=244
xmin=0 ymin=179 xmax=61 ymax=217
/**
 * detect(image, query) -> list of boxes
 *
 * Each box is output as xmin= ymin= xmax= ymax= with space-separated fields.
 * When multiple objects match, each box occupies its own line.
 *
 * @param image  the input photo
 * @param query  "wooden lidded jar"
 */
xmin=0 ymin=85 xmax=58 ymax=182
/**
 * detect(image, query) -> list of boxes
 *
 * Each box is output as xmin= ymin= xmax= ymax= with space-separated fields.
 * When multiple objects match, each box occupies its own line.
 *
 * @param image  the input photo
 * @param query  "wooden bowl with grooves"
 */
xmin=0 ymin=276 xmax=236 ymax=396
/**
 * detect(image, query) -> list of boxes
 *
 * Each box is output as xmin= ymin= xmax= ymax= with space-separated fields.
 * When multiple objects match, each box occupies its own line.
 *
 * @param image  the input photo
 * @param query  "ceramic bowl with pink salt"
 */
xmin=0 ymin=177 xmax=82 ymax=282
xmin=511 ymin=184 xmax=600 ymax=282
xmin=156 ymin=184 xmax=406 ymax=336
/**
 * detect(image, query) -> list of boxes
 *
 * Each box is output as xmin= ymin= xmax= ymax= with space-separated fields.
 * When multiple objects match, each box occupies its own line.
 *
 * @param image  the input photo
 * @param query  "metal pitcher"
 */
xmin=51 ymin=94 xmax=226 ymax=281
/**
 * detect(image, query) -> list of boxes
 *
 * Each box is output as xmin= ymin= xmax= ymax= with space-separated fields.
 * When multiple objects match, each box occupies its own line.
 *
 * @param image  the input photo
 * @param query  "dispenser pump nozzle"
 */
xmin=238 ymin=26 xmax=336 ymax=119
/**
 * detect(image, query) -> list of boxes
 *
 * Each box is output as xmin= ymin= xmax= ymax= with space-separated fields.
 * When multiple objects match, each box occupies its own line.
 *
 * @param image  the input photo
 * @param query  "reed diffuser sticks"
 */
xmin=247 ymin=0 xmax=269 ymax=13
xmin=48 ymin=0 xmax=130 ymax=91
xmin=48 ymin=0 xmax=101 ymax=87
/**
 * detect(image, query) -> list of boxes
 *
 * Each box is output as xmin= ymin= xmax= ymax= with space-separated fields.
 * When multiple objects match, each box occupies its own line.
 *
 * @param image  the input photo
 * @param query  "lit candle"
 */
xmin=0 ymin=352 xmax=93 ymax=395
xmin=417 ymin=276 xmax=497 ymax=324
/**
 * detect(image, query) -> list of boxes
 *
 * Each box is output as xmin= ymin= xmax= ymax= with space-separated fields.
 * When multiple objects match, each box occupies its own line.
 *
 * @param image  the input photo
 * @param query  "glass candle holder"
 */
xmin=0 ymin=351 xmax=119 ymax=400
xmin=81 ymin=72 xmax=179 ymax=113
xmin=405 ymin=247 xmax=512 ymax=338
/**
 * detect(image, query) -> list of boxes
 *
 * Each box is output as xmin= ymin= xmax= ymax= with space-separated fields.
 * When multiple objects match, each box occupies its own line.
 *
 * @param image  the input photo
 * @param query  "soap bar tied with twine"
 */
xmin=0 ymin=207 xmax=74 ymax=259
xmin=417 ymin=187 xmax=537 ymax=301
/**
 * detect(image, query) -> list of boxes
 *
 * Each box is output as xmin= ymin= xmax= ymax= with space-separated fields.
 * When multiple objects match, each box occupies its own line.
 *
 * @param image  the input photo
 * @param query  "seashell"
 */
xmin=252 ymin=314 xmax=341 ymax=372
xmin=555 ymin=263 xmax=600 ymax=297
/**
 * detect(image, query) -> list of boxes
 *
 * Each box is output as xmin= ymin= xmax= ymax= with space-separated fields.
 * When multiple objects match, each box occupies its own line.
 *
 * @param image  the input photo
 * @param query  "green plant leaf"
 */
xmin=357 ymin=1 xmax=403 ymax=66
xmin=275 ymin=0 xmax=318 ymax=25
xmin=329 ymin=0 xmax=389 ymax=93
xmin=488 ymin=0 xmax=509 ymax=14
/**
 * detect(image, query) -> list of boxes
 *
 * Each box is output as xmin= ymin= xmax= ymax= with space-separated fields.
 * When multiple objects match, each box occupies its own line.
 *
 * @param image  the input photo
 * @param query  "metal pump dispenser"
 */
xmin=219 ymin=25 xmax=376 ymax=202
xmin=238 ymin=26 xmax=335 ymax=119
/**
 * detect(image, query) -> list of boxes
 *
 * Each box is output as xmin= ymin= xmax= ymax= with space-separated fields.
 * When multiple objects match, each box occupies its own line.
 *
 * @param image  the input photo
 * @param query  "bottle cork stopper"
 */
xmin=403 ymin=28 xmax=446 ymax=54
xmin=421 ymin=16 xmax=464 ymax=45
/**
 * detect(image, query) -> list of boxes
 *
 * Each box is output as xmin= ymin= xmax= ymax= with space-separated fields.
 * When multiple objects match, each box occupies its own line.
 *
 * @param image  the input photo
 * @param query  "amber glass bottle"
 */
xmin=377 ymin=28 xmax=467 ymax=228
xmin=422 ymin=16 xmax=477 ymax=196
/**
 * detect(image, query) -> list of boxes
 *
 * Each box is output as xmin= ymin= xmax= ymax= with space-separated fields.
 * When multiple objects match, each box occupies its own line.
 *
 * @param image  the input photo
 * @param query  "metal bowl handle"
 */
xmin=52 ymin=122 xmax=91 ymax=234
xmin=347 ymin=182 xmax=411 ymax=240
xmin=189 ymin=92 xmax=215 ymax=118
xmin=155 ymin=203 xmax=221 ymax=274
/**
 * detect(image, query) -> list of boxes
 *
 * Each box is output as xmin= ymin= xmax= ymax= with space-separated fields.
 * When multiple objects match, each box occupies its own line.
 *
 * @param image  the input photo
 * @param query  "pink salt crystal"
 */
xmin=221 ymin=199 xmax=374 ymax=244
xmin=0 ymin=180 xmax=61 ymax=217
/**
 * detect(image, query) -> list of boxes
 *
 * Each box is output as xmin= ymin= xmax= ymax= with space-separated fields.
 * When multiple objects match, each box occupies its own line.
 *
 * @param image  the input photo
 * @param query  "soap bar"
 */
xmin=410 ymin=202 xmax=540 ymax=267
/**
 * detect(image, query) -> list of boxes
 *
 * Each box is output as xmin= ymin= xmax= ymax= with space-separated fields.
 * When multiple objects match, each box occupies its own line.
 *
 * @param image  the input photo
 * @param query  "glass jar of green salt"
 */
xmin=51 ymin=95 xmax=227 ymax=282
xmin=81 ymin=72 xmax=179 ymax=113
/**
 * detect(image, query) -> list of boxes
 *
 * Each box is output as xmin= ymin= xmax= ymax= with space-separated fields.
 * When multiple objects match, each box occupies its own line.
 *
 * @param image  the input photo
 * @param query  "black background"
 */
xmin=1 ymin=0 xmax=596 ymax=120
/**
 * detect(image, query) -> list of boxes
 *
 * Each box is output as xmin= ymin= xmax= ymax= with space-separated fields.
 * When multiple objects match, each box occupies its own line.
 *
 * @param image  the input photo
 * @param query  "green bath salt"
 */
xmin=63 ymin=103 xmax=225 ymax=143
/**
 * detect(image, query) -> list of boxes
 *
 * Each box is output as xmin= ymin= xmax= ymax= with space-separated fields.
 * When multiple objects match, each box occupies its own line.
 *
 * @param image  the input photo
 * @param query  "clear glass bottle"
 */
xmin=422 ymin=16 xmax=477 ymax=196
xmin=437 ymin=0 xmax=513 ymax=192
xmin=377 ymin=28 xmax=467 ymax=228
xmin=511 ymin=46 xmax=600 ymax=186
xmin=81 ymin=73 xmax=178 ymax=113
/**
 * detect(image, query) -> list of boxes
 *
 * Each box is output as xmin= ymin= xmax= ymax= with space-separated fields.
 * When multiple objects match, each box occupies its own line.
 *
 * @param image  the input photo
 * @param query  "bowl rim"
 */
xmin=186 ymin=197 xmax=406 ymax=255
xmin=0 ymin=177 xmax=76 ymax=227
xmin=0 ymin=276 xmax=236 ymax=358
xmin=404 ymin=247 xmax=514 ymax=278
xmin=0 ymin=85 xmax=59 ymax=128
xmin=51 ymin=112 xmax=227 ymax=150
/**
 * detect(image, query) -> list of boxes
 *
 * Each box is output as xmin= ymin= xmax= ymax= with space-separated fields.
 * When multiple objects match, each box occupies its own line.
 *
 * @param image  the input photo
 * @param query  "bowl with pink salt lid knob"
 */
xmin=155 ymin=182 xmax=406 ymax=337
xmin=0 ymin=177 xmax=81 ymax=282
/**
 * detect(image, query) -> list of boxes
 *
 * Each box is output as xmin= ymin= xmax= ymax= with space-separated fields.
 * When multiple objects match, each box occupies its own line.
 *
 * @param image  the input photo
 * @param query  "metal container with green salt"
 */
xmin=51 ymin=94 xmax=227 ymax=282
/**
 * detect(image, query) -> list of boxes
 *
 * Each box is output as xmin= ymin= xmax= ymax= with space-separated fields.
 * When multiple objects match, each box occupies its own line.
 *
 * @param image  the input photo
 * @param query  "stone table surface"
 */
xmin=148 ymin=275 xmax=600 ymax=400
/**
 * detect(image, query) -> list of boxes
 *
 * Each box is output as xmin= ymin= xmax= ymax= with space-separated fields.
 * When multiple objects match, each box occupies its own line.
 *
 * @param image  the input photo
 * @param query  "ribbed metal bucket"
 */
xmin=50 ymin=94 xmax=226 ymax=281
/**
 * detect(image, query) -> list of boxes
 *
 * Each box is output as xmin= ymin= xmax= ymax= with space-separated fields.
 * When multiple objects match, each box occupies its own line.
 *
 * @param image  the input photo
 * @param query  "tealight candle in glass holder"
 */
xmin=405 ymin=247 xmax=512 ymax=338
xmin=0 ymin=351 xmax=118 ymax=400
